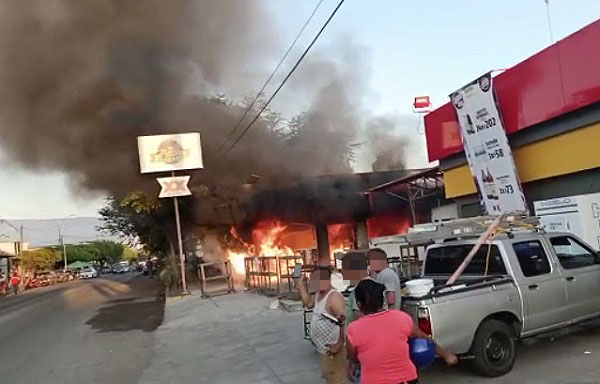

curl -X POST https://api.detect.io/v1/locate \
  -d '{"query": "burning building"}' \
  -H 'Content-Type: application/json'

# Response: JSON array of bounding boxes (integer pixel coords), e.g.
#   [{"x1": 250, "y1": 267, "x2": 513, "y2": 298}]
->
[
  {"x1": 199, "y1": 168, "x2": 445, "y2": 284},
  {"x1": 0, "y1": 0, "x2": 442, "y2": 289}
]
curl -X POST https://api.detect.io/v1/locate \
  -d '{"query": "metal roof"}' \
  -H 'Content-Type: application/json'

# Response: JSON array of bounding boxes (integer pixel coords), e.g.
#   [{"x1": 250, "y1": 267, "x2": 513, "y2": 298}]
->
[{"x1": 368, "y1": 167, "x2": 441, "y2": 193}]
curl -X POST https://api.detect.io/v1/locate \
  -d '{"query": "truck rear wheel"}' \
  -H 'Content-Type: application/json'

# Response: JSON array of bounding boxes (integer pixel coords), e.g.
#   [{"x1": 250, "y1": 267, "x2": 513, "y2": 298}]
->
[{"x1": 470, "y1": 319, "x2": 516, "y2": 377}]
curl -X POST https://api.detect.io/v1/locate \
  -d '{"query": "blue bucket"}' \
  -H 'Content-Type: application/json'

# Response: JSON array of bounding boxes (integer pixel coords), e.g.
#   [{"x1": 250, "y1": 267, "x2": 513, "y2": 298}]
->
[{"x1": 409, "y1": 338, "x2": 436, "y2": 369}]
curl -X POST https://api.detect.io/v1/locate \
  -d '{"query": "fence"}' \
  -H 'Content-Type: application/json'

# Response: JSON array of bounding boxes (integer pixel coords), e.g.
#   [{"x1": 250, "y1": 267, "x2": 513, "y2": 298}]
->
[{"x1": 244, "y1": 255, "x2": 309, "y2": 297}]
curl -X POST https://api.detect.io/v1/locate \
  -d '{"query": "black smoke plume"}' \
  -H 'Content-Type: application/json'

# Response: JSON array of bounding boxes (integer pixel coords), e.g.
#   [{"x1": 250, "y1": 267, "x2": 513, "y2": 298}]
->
[{"x1": 0, "y1": 1, "x2": 409, "y2": 228}]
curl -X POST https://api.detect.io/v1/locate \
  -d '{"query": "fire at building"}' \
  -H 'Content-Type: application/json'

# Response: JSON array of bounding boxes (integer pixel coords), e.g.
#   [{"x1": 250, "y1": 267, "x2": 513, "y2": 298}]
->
[{"x1": 196, "y1": 168, "x2": 445, "y2": 292}]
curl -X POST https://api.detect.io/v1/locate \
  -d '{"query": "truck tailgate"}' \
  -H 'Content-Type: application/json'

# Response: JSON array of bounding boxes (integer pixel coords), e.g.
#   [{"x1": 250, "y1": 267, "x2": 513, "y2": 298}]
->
[{"x1": 403, "y1": 278, "x2": 522, "y2": 354}]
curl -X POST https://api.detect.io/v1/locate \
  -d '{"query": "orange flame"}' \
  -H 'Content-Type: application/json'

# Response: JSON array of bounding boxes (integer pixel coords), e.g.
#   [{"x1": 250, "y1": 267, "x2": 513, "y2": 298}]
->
[
  {"x1": 227, "y1": 250, "x2": 247, "y2": 276},
  {"x1": 328, "y1": 223, "x2": 355, "y2": 260},
  {"x1": 227, "y1": 220, "x2": 296, "y2": 275},
  {"x1": 252, "y1": 220, "x2": 294, "y2": 257}
]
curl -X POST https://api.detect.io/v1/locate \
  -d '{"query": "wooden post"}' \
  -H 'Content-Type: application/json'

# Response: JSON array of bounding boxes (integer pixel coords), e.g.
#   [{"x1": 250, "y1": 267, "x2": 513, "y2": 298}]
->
[
  {"x1": 276, "y1": 256, "x2": 282, "y2": 294},
  {"x1": 200, "y1": 263, "x2": 207, "y2": 298},
  {"x1": 446, "y1": 215, "x2": 502, "y2": 285},
  {"x1": 315, "y1": 223, "x2": 330, "y2": 266}
]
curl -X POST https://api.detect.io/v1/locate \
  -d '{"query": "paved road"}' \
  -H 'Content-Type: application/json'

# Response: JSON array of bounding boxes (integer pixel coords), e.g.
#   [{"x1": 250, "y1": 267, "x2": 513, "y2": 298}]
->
[
  {"x1": 422, "y1": 321, "x2": 600, "y2": 384},
  {"x1": 0, "y1": 275, "x2": 164, "y2": 384}
]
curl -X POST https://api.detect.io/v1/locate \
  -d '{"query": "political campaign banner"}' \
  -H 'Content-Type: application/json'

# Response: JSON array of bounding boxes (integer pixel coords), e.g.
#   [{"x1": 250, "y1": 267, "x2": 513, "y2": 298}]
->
[{"x1": 450, "y1": 72, "x2": 527, "y2": 215}]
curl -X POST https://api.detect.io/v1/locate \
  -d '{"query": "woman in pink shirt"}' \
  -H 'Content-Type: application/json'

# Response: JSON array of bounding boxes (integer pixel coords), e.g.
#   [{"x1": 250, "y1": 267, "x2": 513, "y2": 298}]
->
[{"x1": 346, "y1": 280, "x2": 457, "y2": 384}]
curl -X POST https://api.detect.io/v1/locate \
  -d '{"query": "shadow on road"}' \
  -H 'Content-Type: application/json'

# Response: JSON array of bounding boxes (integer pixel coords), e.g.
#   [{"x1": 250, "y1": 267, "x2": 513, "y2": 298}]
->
[{"x1": 86, "y1": 277, "x2": 165, "y2": 332}]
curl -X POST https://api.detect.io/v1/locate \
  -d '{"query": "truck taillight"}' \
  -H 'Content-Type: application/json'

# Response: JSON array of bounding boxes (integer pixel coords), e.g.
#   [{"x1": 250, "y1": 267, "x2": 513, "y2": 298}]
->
[{"x1": 417, "y1": 307, "x2": 432, "y2": 336}]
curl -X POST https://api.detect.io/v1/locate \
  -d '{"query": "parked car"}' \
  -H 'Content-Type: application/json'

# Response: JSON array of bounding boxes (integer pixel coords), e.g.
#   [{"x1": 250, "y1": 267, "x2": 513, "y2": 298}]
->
[
  {"x1": 79, "y1": 267, "x2": 98, "y2": 279},
  {"x1": 25, "y1": 275, "x2": 43, "y2": 289},
  {"x1": 35, "y1": 271, "x2": 54, "y2": 286},
  {"x1": 403, "y1": 230, "x2": 600, "y2": 377},
  {"x1": 113, "y1": 262, "x2": 131, "y2": 274}
]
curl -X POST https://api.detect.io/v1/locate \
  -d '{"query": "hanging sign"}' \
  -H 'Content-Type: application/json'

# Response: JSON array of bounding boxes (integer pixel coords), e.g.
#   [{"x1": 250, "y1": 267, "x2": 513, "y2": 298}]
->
[
  {"x1": 413, "y1": 96, "x2": 432, "y2": 113},
  {"x1": 450, "y1": 72, "x2": 527, "y2": 215}
]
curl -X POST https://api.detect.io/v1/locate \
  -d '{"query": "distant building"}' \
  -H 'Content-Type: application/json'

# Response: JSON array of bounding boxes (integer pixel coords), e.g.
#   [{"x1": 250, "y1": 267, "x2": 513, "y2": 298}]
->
[{"x1": 0, "y1": 241, "x2": 29, "y2": 276}]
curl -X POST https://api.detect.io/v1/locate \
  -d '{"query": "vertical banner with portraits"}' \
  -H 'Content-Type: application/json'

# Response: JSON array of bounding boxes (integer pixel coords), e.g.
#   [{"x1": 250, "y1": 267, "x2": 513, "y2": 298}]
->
[{"x1": 450, "y1": 72, "x2": 528, "y2": 215}]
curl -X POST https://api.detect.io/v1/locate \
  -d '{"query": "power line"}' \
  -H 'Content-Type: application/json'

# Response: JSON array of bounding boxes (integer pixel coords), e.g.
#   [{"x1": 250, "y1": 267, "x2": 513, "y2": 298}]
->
[
  {"x1": 218, "y1": 0, "x2": 326, "y2": 155},
  {"x1": 221, "y1": 0, "x2": 347, "y2": 158},
  {"x1": 0, "y1": 218, "x2": 20, "y2": 233}
]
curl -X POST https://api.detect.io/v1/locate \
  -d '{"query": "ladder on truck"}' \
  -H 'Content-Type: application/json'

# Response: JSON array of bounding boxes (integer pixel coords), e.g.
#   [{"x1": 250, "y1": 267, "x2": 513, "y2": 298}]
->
[
  {"x1": 407, "y1": 213, "x2": 542, "y2": 245},
  {"x1": 397, "y1": 213, "x2": 542, "y2": 277}
]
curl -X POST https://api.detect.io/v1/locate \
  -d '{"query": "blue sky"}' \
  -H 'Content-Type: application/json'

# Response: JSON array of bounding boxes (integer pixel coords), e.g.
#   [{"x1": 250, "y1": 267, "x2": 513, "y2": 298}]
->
[{"x1": 1, "y1": 1, "x2": 598, "y2": 219}]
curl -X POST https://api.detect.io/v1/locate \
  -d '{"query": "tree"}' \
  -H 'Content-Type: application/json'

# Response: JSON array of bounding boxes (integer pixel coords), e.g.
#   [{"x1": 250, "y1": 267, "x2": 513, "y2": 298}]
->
[
  {"x1": 48, "y1": 241, "x2": 125, "y2": 266},
  {"x1": 90, "y1": 240, "x2": 124, "y2": 264},
  {"x1": 18, "y1": 249, "x2": 61, "y2": 271},
  {"x1": 62, "y1": 244, "x2": 96, "y2": 263},
  {"x1": 122, "y1": 246, "x2": 138, "y2": 262},
  {"x1": 99, "y1": 192, "x2": 172, "y2": 255}
]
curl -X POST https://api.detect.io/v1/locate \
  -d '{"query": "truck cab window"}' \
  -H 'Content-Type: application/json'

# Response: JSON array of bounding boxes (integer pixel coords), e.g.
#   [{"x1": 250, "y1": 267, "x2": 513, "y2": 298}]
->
[
  {"x1": 512, "y1": 241, "x2": 551, "y2": 277},
  {"x1": 550, "y1": 236, "x2": 598, "y2": 269},
  {"x1": 425, "y1": 244, "x2": 506, "y2": 275}
]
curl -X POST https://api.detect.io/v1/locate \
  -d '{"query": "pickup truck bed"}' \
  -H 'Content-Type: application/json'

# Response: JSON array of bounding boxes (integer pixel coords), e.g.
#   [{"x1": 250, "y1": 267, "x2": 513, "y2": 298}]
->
[{"x1": 403, "y1": 276, "x2": 521, "y2": 354}]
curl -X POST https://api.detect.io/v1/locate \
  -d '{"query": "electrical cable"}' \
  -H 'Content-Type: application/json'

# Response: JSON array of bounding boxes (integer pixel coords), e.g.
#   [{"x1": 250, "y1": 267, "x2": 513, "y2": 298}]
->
[
  {"x1": 221, "y1": 0, "x2": 347, "y2": 158},
  {"x1": 217, "y1": 0, "x2": 326, "y2": 155}
]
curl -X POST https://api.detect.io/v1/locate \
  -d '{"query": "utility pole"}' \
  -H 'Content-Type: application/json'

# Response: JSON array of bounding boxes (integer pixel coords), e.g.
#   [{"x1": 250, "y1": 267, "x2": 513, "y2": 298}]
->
[
  {"x1": 19, "y1": 225, "x2": 23, "y2": 255},
  {"x1": 59, "y1": 227, "x2": 67, "y2": 272}
]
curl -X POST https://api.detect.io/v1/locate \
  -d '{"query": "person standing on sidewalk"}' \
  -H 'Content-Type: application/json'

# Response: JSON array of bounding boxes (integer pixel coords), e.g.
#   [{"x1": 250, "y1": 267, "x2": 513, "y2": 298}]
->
[
  {"x1": 340, "y1": 251, "x2": 371, "y2": 383},
  {"x1": 10, "y1": 269, "x2": 21, "y2": 295},
  {"x1": 368, "y1": 248, "x2": 401, "y2": 309},
  {"x1": 297, "y1": 266, "x2": 346, "y2": 384},
  {"x1": 347, "y1": 279, "x2": 458, "y2": 384}
]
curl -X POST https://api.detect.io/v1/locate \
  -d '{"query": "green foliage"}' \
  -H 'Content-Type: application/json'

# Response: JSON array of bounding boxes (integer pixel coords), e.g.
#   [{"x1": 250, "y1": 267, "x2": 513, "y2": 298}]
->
[
  {"x1": 62, "y1": 244, "x2": 97, "y2": 263},
  {"x1": 99, "y1": 192, "x2": 173, "y2": 256},
  {"x1": 91, "y1": 240, "x2": 125, "y2": 264},
  {"x1": 18, "y1": 249, "x2": 61, "y2": 271},
  {"x1": 122, "y1": 246, "x2": 138, "y2": 262},
  {"x1": 48, "y1": 240, "x2": 124, "y2": 265}
]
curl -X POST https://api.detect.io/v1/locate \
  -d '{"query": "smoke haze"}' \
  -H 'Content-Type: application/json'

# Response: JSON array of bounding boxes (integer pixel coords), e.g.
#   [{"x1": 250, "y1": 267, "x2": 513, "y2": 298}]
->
[{"x1": 0, "y1": 0, "x2": 410, "y2": 224}]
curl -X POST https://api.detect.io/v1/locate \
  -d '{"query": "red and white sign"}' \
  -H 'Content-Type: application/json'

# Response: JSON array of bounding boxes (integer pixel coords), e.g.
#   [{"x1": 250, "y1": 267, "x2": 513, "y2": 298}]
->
[{"x1": 413, "y1": 96, "x2": 432, "y2": 113}]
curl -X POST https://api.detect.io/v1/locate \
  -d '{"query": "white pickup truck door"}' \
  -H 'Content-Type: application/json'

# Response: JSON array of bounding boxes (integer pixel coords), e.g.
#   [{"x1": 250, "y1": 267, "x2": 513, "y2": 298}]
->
[
  {"x1": 510, "y1": 239, "x2": 569, "y2": 333},
  {"x1": 548, "y1": 235, "x2": 600, "y2": 321}
]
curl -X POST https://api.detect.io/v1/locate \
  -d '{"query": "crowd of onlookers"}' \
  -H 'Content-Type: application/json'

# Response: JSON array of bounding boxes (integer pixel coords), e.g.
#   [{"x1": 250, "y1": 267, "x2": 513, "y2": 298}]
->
[{"x1": 297, "y1": 249, "x2": 458, "y2": 384}]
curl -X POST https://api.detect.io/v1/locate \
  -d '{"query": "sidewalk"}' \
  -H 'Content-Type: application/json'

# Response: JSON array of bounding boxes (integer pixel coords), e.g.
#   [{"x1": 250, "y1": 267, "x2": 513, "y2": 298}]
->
[
  {"x1": 138, "y1": 290, "x2": 321, "y2": 384},
  {"x1": 137, "y1": 286, "x2": 600, "y2": 384}
]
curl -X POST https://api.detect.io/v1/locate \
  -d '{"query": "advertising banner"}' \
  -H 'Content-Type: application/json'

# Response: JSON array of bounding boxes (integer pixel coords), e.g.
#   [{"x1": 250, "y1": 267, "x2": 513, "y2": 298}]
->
[
  {"x1": 450, "y1": 72, "x2": 527, "y2": 215},
  {"x1": 137, "y1": 133, "x2": 203, "y2": 174}
]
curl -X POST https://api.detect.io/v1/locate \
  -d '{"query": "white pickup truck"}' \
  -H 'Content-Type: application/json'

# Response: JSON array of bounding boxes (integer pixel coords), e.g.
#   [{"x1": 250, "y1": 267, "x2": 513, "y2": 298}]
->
[{"x1": 403, "y1": 230, "x2": 600, "y2": 377}]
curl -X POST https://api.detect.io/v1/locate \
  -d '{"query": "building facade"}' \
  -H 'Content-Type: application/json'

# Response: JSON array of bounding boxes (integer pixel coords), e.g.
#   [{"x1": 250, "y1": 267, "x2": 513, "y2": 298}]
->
[{"x1": 424, "y1": 20, "x2": 600, "y2": 218}]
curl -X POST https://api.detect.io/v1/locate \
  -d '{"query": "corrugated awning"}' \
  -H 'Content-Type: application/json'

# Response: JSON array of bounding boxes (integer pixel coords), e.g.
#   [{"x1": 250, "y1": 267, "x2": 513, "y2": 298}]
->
[{"x1": 368, "y1": 167, "x2": 442, "y2": 193}]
